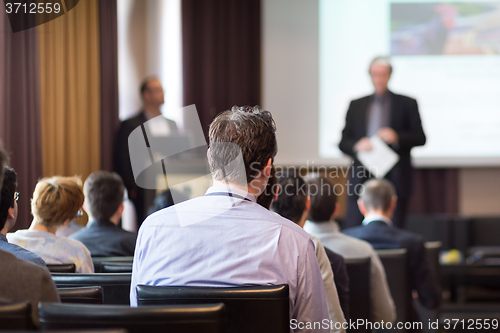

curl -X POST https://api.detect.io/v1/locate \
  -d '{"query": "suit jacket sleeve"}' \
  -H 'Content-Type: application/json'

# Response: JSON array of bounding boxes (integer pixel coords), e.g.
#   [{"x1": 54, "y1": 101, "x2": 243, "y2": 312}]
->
[
  {"x1": 324, "y1": 246, "x2": 350, "y2": 321},
  {"x1": 393, "y1": 98, "x2": 426, "y2": 152},
  {"x1": 113, "y1": 122, "x2": 137, "y2": 196},
  {"x1": 410, "y1": 240, "x2": 441, "y2": 309},
  {"x1": 339, "y1": 101, "x2": 358, "y2": 157}
]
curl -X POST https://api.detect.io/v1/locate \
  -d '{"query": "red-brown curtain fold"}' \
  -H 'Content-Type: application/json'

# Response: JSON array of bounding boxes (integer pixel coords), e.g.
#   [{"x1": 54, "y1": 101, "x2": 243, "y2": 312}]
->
[
  {"x1": 0, "y1": 17, "x2": 43, "y2": 230},
  {"x1": 182, "y1": 0, "x2": 261, "y2": 139},
  {"x1": 99, "y1": 0, "x2": 119, "y2": 171},
  {"x1": 409, "y1": 168, "x2": 459, "y2": 215}
]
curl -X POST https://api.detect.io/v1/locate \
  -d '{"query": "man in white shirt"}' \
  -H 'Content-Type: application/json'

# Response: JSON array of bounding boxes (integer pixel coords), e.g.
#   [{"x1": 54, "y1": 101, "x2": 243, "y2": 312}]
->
[
  {"x1": 304, "y1": 176, "x2": 396, "y2": 324},
  {"x1": 131, "y1": 106, "x2": 330, "y2": 332}
]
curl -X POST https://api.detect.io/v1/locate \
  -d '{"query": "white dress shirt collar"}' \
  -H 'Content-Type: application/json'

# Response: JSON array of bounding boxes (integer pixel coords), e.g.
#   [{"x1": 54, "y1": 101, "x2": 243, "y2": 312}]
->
[
  {"x1": 362, "y1": 214, "x2": 393, "y2": 226},
  {"x1": 205, "y1": 185, "x2": 257, "y2": 203}
]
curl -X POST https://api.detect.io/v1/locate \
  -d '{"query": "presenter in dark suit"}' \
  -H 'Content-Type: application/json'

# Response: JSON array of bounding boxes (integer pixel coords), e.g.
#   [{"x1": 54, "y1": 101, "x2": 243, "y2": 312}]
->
[
  {"x1": 343, "y1": 179, "x2": 441, "y2": 316},
  {"x1": 113, "y1": 77, "x2": 178, "y2": 226},
  {"x1": 339, "y1": 57, "x2": 426, "y2": 228}
]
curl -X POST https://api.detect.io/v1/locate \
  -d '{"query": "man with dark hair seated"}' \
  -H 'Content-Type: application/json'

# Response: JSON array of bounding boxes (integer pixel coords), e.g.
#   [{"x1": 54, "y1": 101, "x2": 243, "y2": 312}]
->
[
  {"x1": 131, "y1": 106, "x2": 330, "y2": 332},
  {"x1": 0, "y1": 167, "x2": 46, "y2": 267},
  {"x1": 271, "y1": 172, "x2": 347, "y2": 330},
  {"x1": 304, "y1": 176, "x2": 396, "y2": 324},
  {"x1": 343, "y1": 179, "x2": 441, "y2": 313},
  {"x1": 70, "y1": 171, "x2": 137, "y2": 257},
  {"x1": 0, "y1": 145, "x2": 60, "y2": 327}
]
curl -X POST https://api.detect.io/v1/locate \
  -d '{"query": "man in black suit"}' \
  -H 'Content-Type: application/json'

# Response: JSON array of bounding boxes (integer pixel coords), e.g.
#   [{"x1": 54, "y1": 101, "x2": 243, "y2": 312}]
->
[
  {"x1": 343, "y1": 179, "x2": 441, "y2": 313},
  {"x1": 339, "y1": 57, "x2": 426, "y2": 228},
  {"x1": 113, "y1": 77, "x2": 178, "y2": 226}
]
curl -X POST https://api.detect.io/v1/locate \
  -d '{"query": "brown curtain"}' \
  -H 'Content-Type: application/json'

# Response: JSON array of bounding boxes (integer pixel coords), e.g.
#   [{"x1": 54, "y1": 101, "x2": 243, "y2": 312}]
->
[
  {"x1": 38, "y1": 0, "x2": 101, "y2": 179},
  {"x1": 182, "y1": 0, "x2": 261, "y2": 139},
  {"x1": 99, "y1": 0, "x2": 119, "y2": 171},
  {"x1": 0, "y1": 15, "x2": 43, "y2": 230},
  {"x1": 408, "y1": 169, "x2": 459, "y2": 215}
]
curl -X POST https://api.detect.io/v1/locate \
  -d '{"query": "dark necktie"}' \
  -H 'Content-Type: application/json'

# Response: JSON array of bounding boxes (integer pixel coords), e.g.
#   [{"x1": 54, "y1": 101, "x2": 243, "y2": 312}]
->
[{"x1": 367, "y1": 97, "x2": 383, "y2": 137}]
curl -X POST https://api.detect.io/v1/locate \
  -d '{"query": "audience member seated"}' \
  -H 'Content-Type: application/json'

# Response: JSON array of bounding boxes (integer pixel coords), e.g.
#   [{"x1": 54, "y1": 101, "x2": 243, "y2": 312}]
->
[
  {"x1": 272, "y1": 172, "x2": 346, "y2": 332},
  {"x1": 0, "y1": 145, "x2": 60, "y2": 327},
  {"x1": 70, "y1": 171, "x2": 137, "y2": 257},
  {"x1": 8, "y1": 176, "x2": 93, "y2": 273},
  {"x1": 130, "y1": 106, "x2": 330, "y2": 332},
  {"x1": 0, "y1": 167, "x2": 46, "y2": 267},
  {"x1": 342, "y1": 179, "x2": 441, "y2": 311},
  {"x1": 304, "y1": 176, "x2": 396, "y2": 323},
  {"x1": 147, "y1": 188, "x2": 189, "y2": 215}
]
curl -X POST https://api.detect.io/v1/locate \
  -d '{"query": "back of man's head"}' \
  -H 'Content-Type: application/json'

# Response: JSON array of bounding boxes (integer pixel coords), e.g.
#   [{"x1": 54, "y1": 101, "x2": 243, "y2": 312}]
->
[
  {"x1": 359, "y1": 179, "x2": 395, "y2": 213},
  {"x1": 272, "y1": 172, "x2": 307, "y2": 224},
  {"x1": 84, "y1": 171, "x2": 125, "y2": 221},
  {"x1": 307, "y1": 176, "x2": 337, "y2": 223},
  {"x1": 0, "y1": 167, "x2": 18, "y2": 230},
  {"x1": 208, "y1": 106, "x2": 277, "y2": 184}
]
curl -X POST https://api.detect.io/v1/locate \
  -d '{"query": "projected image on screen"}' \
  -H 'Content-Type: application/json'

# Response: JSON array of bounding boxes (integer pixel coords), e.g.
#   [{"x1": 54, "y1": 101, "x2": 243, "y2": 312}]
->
[
  {"x1": 319, "y1": 0, "x2": 500, "y2": 166},
  {"x1": 391, "y1": 2, "x2": 500, "y2": 55}
]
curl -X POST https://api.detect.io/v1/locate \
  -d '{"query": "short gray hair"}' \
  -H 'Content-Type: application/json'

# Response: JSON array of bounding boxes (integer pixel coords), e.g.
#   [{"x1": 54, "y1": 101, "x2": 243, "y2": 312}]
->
[
  {"x1": 360, "y1": 179, "x2": 395, "y2": 212},
  {"x1": 369, "y1": 56, "x2": 393, "y2": 75}
]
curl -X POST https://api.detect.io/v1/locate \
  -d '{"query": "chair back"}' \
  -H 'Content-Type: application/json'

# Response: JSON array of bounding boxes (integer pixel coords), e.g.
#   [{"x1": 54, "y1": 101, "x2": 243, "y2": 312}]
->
[
  {"x1": 425, "y1": 241, "x2": 442, "y2": 279},
  {"x1": 57, "y1": 286, "x2": 103, "y2": 304},
  {"x1": 137, "y1": 284, "x2": 289, "y2": 333},
  {"x1": 47, "y1": 263, "x2": 76, "y2": 273},
  {"x1": 376, "y1": 249, "x2": 409, "y2": 332},
  {"x1": 38, "y1": 302, "x2": 224, "y2": 333},
  {"x1": 344, "y1": 257, "x2": 371, "y2": 333},
  {"x1": 0, "y1": 301, "x2": 35, "y2": 330},
  {"x1": 51, "y1": 273, "x2": 131, "y2": 305},
  {"x1": 102, "y1": 262, "x2": 133, "y2": 273},
  {"x1": 92, "y1": 257, "x2": 133, "y2": 273}
]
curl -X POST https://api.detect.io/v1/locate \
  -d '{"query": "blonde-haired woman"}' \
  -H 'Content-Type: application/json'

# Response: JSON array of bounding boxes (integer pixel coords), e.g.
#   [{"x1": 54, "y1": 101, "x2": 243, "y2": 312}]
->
[{"x1": 8, "y1": 176, "x2": 93, "y2": 273}]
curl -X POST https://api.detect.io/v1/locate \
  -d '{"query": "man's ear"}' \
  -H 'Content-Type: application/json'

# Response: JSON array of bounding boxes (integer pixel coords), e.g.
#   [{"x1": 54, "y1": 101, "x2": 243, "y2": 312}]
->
[
  {"x1": 206, "y1": 148, "x2": 211, "y2": 164},
  {"x1": 117, "y1": 203, "x2": 125, "y2": 217},
  {"x1": 331, "y1": 202, "x2": 340, "y2": 220},
  {"x1": 305, "y1": 196, "x2": 311, "y2": 213},
  {"x1": 263, "y1": 158, "x2": 272, "y2": 178},
  {"x1": 7, "y1": 207, "x2": 15, "y2": 220},
  {"x1": 62, "y1": 219, "x2": 71, "y2": 227},
  {"x1": 357, "y1": 199, "x2": 367, "y2": 216},
  {"x1": 390, "y1": 195, "x2": 398, "y2": 213}
]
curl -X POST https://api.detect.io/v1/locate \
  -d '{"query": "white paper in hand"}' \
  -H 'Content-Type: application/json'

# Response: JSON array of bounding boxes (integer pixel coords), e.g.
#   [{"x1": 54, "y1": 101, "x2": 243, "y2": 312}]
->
[{"x1": 357, "y1": 135, "x2": 399, "y2": 179}]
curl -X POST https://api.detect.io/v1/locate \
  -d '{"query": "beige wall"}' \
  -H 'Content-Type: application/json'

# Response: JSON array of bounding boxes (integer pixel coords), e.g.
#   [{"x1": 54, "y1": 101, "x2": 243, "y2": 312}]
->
[{"x1": 459, "y1": 168, "x2": 500, "y2": 216}]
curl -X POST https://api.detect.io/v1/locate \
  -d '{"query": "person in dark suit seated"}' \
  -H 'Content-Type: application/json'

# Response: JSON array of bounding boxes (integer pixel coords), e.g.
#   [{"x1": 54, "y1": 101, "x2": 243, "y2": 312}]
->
[
  {"x1": 0, "y1": 167, "x2": 46, "y2": 267},
  {"x1": 70, "y1": 171, "x2": 137, "y2": 257},
  {"x1": 271, "y1": 172, "x2": 347, "y2": 328},
  {"x1": 343, "y1": 179, "x2": 441, "y2": 311},
  {"x1": 113, "y1": 77, "x2": 179, "y2": 226}
]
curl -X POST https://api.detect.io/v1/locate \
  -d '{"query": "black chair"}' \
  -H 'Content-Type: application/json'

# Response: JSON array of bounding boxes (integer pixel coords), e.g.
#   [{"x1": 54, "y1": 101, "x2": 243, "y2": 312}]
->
[
  {"x1": 102, "y1": 262, "x2": 133, "y2": 273},
  {"x1": 0, "y1": 331, "x2": 126, "y2": 333},
  {"x1": 47, "y1": 263, "x2": 76, "y2": 273},
  {"x1": 51, "y1": 273, "x2": 131, "y2": 305},
  {"x1": 137, "y1": 284, "x2": 289, "y2": 333},
  {"x1": 38, "y1": 302, "x2": 224, "y2": 333},
  {"x1": 0, "y1": 301, "x2": 35, "y2": 330},
  {"x1": 376, "y1": 249, "x2": 410, "y2": 333},
  {"x1": 93, "y1": 257, "x2": 133, "y2": 273},
  {"x1": 57, "y1": 286, "x2": 104, "y2": 304},
  {"x1": 344, "y1": 257, "x2": 371, "y2": 333}
]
